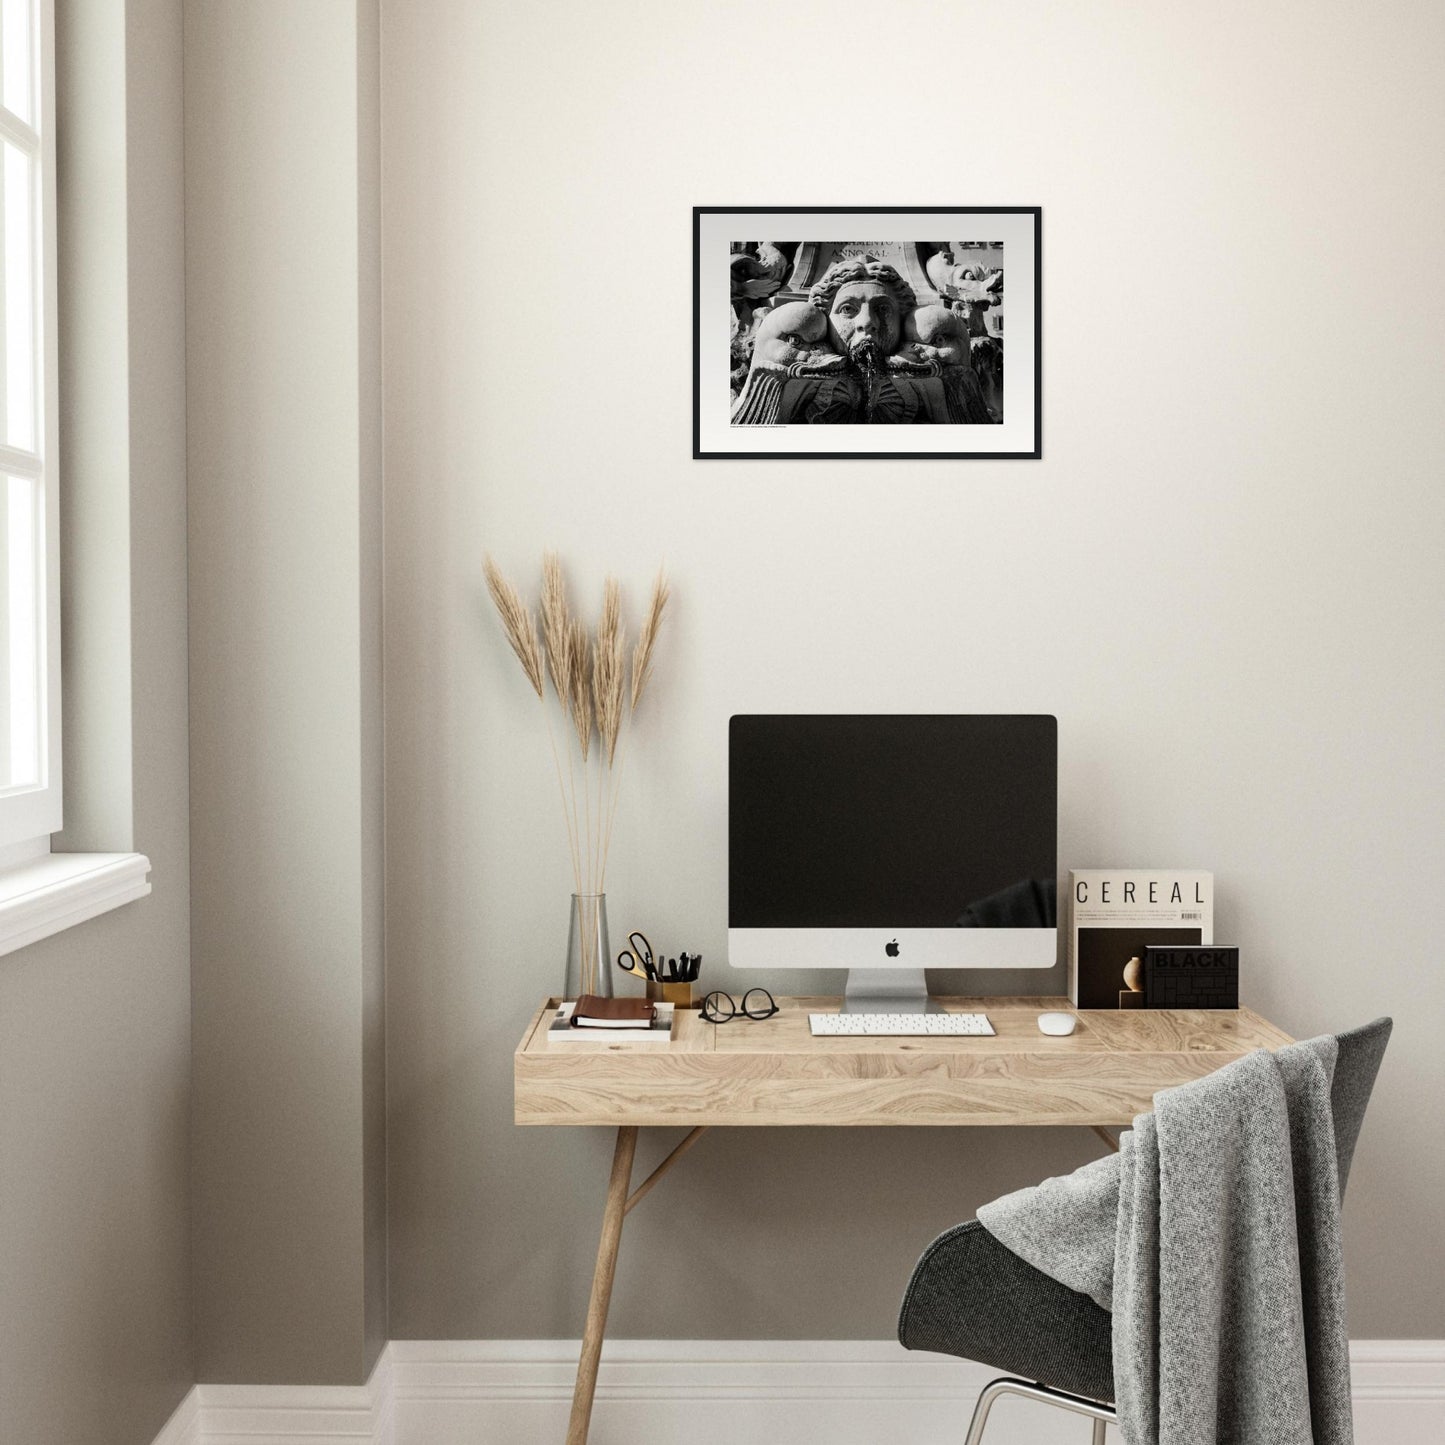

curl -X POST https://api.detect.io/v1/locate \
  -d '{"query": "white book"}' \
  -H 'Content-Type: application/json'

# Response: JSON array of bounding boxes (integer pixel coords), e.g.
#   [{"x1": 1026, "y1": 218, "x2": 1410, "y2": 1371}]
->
[
  {"x1": 546, "y1": 1000, "x2": 676, "y2": 1044},
  {"x1": 1068, "y1": 870, "x2": 1213, "y2": 1009}
]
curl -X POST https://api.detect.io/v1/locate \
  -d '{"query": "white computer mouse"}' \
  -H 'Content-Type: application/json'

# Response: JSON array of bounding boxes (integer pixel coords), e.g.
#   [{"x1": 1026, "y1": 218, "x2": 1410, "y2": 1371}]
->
[{"x1": 1037, "y1": 1011, "x2": 1078, "y2": 1037}]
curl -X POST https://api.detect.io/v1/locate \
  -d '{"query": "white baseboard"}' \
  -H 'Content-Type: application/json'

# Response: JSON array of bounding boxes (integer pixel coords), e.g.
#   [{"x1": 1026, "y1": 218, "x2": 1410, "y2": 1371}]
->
[
  {"x1": 200, "y1": 1357, "x2": 392, "y2": 1445},
  {"x1": 1349, "y1": 1340, "x2": 1445, "y2": 1445},
  {"x1": 150, "y1": 1338, "x2": 1445, "y2": 1445},
  {"x1": 148, "y1": 1354, "x2": 392, "y2": 1445},
  {"x1": 150, "y1": 1386, "x2": 200, "y2": 1445}
]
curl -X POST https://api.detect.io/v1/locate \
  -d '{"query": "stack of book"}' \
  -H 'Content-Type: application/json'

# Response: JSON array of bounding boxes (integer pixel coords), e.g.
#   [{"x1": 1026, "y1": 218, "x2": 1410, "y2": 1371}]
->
[
  {"x1": 546, "y1": 996, "x2": 676, "y2": 1044},
  {"x1": 1068, "y1": 869, "x2": 1214, "y2": 1009}
]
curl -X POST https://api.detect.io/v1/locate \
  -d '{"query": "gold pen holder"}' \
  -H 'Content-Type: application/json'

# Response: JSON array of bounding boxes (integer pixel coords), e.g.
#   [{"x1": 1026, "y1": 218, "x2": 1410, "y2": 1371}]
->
[{"x1": 647, "y1": 979, "x2": 694, "y2": 1009}]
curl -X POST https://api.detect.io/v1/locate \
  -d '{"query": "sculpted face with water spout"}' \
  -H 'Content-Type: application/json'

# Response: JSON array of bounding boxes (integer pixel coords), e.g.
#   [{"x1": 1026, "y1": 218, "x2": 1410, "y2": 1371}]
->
[{"x1": 811, "y1": 259, "x2": 912, "y2": 365}]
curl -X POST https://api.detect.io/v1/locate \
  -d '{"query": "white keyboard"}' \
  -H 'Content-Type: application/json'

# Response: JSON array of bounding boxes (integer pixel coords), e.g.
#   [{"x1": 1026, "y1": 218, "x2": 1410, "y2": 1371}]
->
[{"x1": 808, "y1": 1012, "x2": 995, "y2": 1037}]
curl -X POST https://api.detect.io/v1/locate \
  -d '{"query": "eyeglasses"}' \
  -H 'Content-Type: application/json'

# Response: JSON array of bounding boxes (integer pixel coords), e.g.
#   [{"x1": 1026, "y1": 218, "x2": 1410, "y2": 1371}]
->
[{"x1": 701, "y1": 988, "x2": 779, "y2": 1023}]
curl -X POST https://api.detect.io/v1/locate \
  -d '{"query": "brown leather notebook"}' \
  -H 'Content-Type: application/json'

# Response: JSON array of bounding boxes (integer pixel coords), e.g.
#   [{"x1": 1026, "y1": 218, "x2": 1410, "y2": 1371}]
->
[{"x1": 572, "y1": 995, "x2": 656, "y2": 1028}]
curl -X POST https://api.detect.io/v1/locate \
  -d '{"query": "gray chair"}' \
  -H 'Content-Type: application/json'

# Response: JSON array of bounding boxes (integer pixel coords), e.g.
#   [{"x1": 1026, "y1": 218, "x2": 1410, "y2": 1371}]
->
[{"x1": 898, "y1": 1018, "x2": 1392, "y2": 1443}]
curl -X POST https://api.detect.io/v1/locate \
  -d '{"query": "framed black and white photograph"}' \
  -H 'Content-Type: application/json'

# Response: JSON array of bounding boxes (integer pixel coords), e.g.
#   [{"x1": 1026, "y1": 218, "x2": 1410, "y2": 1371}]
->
[{"x1": 694, "y1": 207, "x2": 1040, "y2": 460}]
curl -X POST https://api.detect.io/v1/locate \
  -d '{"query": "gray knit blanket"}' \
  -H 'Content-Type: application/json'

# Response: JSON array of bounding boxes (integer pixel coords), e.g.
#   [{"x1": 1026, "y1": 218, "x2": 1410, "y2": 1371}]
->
[{"x1": 978, "y1": 1037, "x2": 1353, "y2": 1445}]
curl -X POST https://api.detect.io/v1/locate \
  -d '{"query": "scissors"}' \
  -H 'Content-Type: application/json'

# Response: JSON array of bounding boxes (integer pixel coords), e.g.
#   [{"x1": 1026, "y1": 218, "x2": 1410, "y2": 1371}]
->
[{"x1": 616, "y1": 931, "x2": 657, "y2": 982}]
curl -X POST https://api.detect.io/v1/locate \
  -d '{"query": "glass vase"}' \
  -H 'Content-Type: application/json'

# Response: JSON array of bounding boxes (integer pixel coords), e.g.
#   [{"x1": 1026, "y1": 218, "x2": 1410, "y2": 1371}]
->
[{"x1": 564, "y1": 892, "x2": 612, "y2": 1001}]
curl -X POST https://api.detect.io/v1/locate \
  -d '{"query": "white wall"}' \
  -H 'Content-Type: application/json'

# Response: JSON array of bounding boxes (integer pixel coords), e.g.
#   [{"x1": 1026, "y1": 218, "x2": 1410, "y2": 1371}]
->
[
  {"x1": 1, "y1": 3, "x2": 194, "y2": 1443},
  {"x1": 186, "y1": 0, "x2": 386, "y2": 1386},
  {"x1": 382, "y1": 0, "x2": 1445, "y2": 1340}
]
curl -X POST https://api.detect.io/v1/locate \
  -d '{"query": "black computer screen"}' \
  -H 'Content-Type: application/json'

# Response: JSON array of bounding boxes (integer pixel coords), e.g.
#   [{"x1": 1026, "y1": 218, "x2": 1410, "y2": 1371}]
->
[{"x1": 728, "y1": 715, "x2": 1057, "y2": 929}]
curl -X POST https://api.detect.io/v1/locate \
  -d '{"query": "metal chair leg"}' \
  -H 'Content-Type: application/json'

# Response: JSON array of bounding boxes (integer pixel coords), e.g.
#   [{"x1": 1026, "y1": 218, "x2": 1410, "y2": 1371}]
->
[
  {"x1": 962, "y1": 1379, "x2": 1011, "y2": 1445},
  {"x1": 963, "y1": 1376, "x2": 1117, "y2": 1445}
]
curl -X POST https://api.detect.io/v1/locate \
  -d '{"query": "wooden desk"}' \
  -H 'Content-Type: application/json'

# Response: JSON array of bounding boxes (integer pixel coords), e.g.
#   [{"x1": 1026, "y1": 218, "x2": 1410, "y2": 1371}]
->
[{"x1": 514, "y1": 996, "x2": 1292, "y2": 1444}]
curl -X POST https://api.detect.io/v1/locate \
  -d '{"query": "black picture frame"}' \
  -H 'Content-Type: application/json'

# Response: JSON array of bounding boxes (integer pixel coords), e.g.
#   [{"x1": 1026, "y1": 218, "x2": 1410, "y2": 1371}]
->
[{"x1": 694, "y1": 207, "x2": 1041, "y2": 461}]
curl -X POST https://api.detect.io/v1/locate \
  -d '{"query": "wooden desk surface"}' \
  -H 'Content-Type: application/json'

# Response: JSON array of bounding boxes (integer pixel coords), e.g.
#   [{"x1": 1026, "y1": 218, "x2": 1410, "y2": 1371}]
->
[{"x1": 514, "y1": 996, "x2": 1293, "y2": 1128}]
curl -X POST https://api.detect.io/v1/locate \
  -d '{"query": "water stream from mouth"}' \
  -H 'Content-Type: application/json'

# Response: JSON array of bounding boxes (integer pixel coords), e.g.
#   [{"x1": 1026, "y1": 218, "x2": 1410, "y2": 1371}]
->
[{"x1": 848, "y1": 338, "x2": 882, "y2": 421}]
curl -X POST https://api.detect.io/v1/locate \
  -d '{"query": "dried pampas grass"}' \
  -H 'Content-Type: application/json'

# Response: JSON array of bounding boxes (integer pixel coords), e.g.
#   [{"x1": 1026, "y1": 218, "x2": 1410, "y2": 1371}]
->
[
  {"x1": 483, "y1": 556, "x2": 543, "y2": 699},
  {"x1": 631, "y1": 569, "x2": 670, "y2": 709},
  {"x1": 540, "y1": 552, "x2": 572, "y2": 703},
  {"x1": 483, "y1": 552, "x2": 670, "y2": 899},
  {"x1": 566, "y1": 618, "x2": 593, "y2": 762},
  {"x1": 593, "y1": 579, "x2": 626, "y2": 766}
]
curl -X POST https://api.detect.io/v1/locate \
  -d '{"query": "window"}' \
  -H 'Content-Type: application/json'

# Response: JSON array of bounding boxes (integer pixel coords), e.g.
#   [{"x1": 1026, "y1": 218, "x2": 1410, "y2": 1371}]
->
[
  {"x1": 0, "y1": 0, "x2": 58, "y2": 857},
  {"x1": 0, "y1": 0, "x2": 149, "y2": 950}
]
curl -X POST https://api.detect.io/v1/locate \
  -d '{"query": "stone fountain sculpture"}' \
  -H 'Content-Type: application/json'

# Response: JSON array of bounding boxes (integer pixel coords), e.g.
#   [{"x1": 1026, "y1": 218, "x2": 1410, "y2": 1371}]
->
[
  {"x1": 927, "y1": 246, "x2": 1005, "y2": 423},
  {"x1": 731, "y1": 255, "x2": 995, "y2": 426}
]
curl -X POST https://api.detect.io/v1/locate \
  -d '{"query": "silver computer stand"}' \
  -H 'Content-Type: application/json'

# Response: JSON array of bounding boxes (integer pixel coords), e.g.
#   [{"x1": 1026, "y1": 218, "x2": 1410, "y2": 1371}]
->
[{"x1": 841, "y1": 967, "x2": 941, "y2": 1014}]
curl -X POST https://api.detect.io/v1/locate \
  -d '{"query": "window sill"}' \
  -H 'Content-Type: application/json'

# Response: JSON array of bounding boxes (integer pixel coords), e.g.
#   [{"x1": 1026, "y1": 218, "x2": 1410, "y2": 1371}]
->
[{"x1": 0, "y1": 852, "x2": 152, "y2": 959}]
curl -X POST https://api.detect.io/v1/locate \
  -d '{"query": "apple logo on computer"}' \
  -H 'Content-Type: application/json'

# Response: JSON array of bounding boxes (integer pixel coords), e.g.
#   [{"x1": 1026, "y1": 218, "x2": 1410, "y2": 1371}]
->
[{"x1": 885, "y1": 939, "x2": 900, "y2": 957}]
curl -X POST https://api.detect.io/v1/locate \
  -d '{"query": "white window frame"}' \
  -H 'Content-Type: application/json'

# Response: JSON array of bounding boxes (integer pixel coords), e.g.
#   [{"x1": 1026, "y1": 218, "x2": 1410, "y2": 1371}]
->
[
  {"x1": 0, "y1": 0, "x2": 59, "y2": 855},
  {"x1": 0, "y1": 0, "x2": 149, "y2": 953}
]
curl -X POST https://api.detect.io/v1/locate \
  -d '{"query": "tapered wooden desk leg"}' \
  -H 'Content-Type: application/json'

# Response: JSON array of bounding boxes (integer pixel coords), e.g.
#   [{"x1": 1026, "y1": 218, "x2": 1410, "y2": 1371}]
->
[
  {"x1": 1090, "y1": 1125, "x2": 1121, "y2": 1153},
  {"x1": 566, "y1": 1126, "x2": 638, "y2": 1445}
]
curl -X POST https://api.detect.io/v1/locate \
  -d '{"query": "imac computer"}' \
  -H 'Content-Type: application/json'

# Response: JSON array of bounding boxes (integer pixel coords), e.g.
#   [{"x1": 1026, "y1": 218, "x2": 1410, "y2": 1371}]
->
[{"x1": 728, "y1": 714, "x2": 1058, "y2": 1013}]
